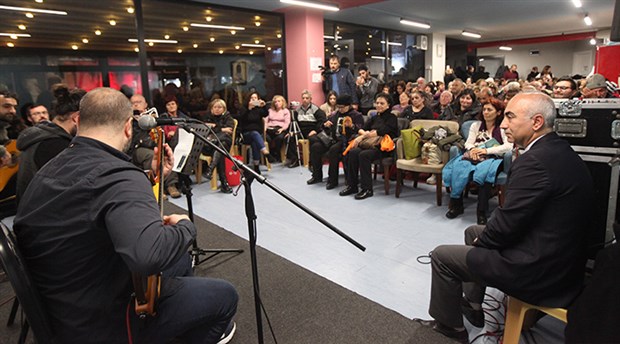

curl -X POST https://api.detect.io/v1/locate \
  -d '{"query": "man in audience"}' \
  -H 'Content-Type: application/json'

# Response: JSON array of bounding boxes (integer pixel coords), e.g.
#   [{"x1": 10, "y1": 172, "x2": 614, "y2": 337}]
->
[
  {"x1": 553, "y1": 76, "x2": 579, "y2": 99},
  {"x1": 503, "y1": 64, "x2": 519, "y2": 81},
  {"x1": 24, "y1": 104, "x2": 50, "y2": 126},
  {"x1": 323, "y1": 55, "x2": 358, "y2": 104},
  {"x1": 355, "y1": 65, "x2": 379, "y2": 116},
  {"x1": 582, "y1": 73, "x2": 611, "y2": 98},
  {"x1": 413, "y1": 92, "x2": 593, "y2": 343},
  {"x1": 416, "y1": 77, "x2": 427, "y2": 91},
  {"x1": 14, "y1": 87, "x2": 238, "y2": 344},
  {"x1": 286, "y1": 90, "x2": 326, "y2": 168},
  {"x1": 431, "y1": 90, "x2": 453, "y2": 116},
  {"x1": 0, "y1": 91, "x2": 21, "y2": 143},
  {"x1": 477, "y1": 87, "x2": 493, "y2": 105},
  {"x1": 448, "y1": 79, "x2": 465, "y2": 103}
]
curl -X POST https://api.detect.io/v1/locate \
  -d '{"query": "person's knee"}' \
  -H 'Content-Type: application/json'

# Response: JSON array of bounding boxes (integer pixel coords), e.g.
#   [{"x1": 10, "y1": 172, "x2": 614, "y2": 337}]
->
[{"x1": 464, "y1": 225, "x2": 484, "y2": 245}]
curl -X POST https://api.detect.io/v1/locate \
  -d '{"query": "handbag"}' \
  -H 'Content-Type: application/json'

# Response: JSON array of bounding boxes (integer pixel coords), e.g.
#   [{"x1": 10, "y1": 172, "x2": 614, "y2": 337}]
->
[
  {"x1": 358, "y1": 135, "x2": 383, "y2": 149},
  {"x1": 316, "y1": 131, "x2": 334, "y2": 147}
]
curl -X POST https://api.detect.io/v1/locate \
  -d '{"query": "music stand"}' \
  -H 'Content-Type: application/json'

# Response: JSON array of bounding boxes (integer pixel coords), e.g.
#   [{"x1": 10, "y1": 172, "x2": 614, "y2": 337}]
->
[{"x1": 173, "y1": 122, "x2": 243, "y2": 267}]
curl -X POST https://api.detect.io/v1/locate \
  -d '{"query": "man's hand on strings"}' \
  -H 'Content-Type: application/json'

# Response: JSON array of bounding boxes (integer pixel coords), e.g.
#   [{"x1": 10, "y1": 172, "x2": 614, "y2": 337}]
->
[{"x1": 152, "y1": 143, "x2": 175, "y2": 178}]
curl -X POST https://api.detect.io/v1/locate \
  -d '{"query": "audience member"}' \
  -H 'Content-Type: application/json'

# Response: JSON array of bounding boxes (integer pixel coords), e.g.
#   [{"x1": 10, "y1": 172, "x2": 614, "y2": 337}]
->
[
  {"x1": 413, "y1": 92, "x2": 593, "y2": 343},
  {"x1": 236, "y1": 92, "x2": 269, "y2": 174},
  {"x1": 582, "y1": 73, "x2": 611, "y2": 98},
  {"x1": 339, "y1": 92, "x2": 398, "y2": 200},
  {"x1": 200, "y1": 99, "x2": 235, "y2": 194},
  {"x1": 265, "y1": 95, "x2": 291, "y2": 165},
  {"x1": 553, "y1": 76, "x2": 579, "y2": 99},
  {"x1": 160, "y1": 96, "x2": 188, "y2": 199},
  {"x1": 502, "y1": 64, "x2": 519, "y2": 81},
  {"x1": 439, "y1": 89, "x2": 481, "y2": 124},
  {"x1": 23, "y1": 104, "x2": 49, "y2": 126},
  {"x1": 285, "y1": 90, "x2": 326, "y2": 168},
  {"x1": 431, "y1": 91, "x2": 453, "y2": 117},
  {"x1": 401, "y1": 90, "x2": 433, "y2": 120},
  {"x1": 320, "y1": 90, "x2": 338, "y2": 116},
  {"x1": 323, "y1": 55, "x2": 358, "y2": 104},
  {"x1": 14, "y1": 87, "x2": 238, "y2": 343},
  {"x1": 355, "y1": 65, "x2": 379, "y2": 116}
]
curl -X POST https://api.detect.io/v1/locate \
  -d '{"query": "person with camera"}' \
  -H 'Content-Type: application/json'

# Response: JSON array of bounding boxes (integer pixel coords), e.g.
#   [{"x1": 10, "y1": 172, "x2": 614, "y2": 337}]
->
[
  {"x1": 322, "y1": 55, "x2": 358, "y2": 106},
  {"x1": 355, "y1": 65, "x2": 379, "y2": 116},
  {"x1": 236, "y1": 91, "x2": 270, "y2": 174},
  {"x1": 285, "y1": 90, "x2": 326, "y2": 168},
  {"x1": 307, "y1": 95, "x2": 364, "y2": 189}
]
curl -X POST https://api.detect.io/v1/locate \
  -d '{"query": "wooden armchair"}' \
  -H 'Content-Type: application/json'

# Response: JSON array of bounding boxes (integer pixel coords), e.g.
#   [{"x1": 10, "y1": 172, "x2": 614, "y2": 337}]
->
[
  {"x1": 195, "y1": 119, "x2": 238, "y2": 188},
  {"x1": 394, "y1": 119, "x2": 460, "y2": 205}
]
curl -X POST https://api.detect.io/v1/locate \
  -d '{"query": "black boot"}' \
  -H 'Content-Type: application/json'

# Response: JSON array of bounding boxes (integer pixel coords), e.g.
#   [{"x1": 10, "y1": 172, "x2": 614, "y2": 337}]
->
[
  {"x1": 476, "y1": 210, "x2": 487, "y2": 225},
  {"x1": 446, "y1": 198, "x2": 464, "y2": 219},
  {"x1": 202, "y1": 165, "x2": 213, "y2": 180},
  {"x1": 220, "y1": 180, "x2": 233, "y2": 194},
  {"x1": 253, "y1": 164, "x2": 261, "y2": 175}
]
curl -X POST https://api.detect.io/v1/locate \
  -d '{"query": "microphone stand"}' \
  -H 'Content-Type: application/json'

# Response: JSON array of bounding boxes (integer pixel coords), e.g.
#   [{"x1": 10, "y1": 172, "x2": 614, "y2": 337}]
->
[{"x1": 178, "y1": 123, "x2": 366, "y2": 344}]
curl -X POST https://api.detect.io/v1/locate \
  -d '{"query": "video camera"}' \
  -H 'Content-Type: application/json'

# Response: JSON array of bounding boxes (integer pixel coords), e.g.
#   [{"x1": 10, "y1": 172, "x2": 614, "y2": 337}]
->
[{"x1": 318, "y1": 65, "x2": 333, "y2": 77}]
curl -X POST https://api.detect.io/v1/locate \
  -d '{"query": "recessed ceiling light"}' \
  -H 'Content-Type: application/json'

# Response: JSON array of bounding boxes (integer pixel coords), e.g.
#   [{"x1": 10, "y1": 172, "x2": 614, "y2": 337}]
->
[
  {"x1": 148, "y1": 42, "x2": 154, "y2": 46},
  {"x1": 134, "y1": 47, "x2": 139, "y2": 52},
  {"x1": 190, "y1": 23, "x2": 245, "y2": 30},
  {"x1": 584, "y1": 14, "x2": 592, "y2": 26},
  {"x1": 276, "y1": 33, "x2": 282, "y2": 38},
  {"x1": 218, "y1": 49, "x2": 224, "y2": 54},
  {"x1": 235, "y1": 45, "x2": 240, "y2": 49},
  {"x1": 177, "y1": 49, "x2": 182, "y2": 53},
  {"x1": 254, "y1": 16, "x2": 260, "y2": 20},
  {"x1": 9, "y1": 34, "x2": 18, "y2": 39},
  {"x1": 230, "y1": 30, "x2": 236, "y2": 35},
  {"x1": 109, "y1": 20, "x2": 116, "y2": 26},
  {"x1": 572, "y1": 0, "x2": 582, "y2": 8},
  {"x1": 182, "y1": 26, "x2": 189, "y2": 32},
  {"x1": 206, "y1": 16, "x2": 212, "y2": 22},
  {"x1": 35, "y1": 0, "x2": 43, "y2": 3},
  {"x1": 589, "y1": 38, "x2": 597, "y2": 45},
  {"x1": 254, "y1": 39, "x2": 260, "y2": 44},
  {"x1": 82, "y1": 38, "x2": 89, "y2": 43},
  {"x1": 193, "y1": 43, "x2": 198, "y2": 48},
  {"x1": 25, "y1": 12, "x2": 34, "y2": 18},
  {"x1": 127, "y1": 7, "x2": 134, "y2": 14},
  {"x1": 368, "y1": 34, "x2": 372, "y2": 38},
  {"x1": 267, "y1": 47, "x2": 271, "y2": 51},
  {"x1": 249, "y1": 51, "x2": 254, "y2": 55},
  {"x1": 7, "y1": 42, "x2": 14, "y2": 47},
  {"x1": 255, "y1": 22, "x2": 261, "y2": 27},
  {"x1": 71, "y1": 44, "x2": 78, "y2": 50},
  {"x1": 210, "y1": 37, "x2": 215, "y2": 42},
  {"x1": 95, "y1": 29, "x2": 101, "y2": 35},
  {"x1": 18, "y1": 24, "x2": 26, "y2": 30},
  {"x1": 164, "y1": 34, "x2": 170, "y2": 39},
  {"x1": 0, "y1": 5, "x2": 66, "y2": 15}
]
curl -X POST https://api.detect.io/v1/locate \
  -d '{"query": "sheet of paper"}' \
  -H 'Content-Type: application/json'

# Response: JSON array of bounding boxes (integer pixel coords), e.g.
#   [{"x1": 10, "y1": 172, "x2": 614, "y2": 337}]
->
[{"x1": 172, "y1": 128, "x2": 194, "y2": 173}]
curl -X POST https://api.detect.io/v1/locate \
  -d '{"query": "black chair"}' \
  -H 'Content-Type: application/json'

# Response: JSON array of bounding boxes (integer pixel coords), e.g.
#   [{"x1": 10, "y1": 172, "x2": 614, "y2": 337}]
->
[{"x1": 0, "y1": 222, "x2": 55, "y2": 344}]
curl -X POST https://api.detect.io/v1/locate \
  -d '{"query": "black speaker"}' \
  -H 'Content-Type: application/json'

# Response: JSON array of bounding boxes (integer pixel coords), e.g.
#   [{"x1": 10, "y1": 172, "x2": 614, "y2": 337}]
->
[{"x1": 612, "y1": 0, "x2": 620, "y2": 42}]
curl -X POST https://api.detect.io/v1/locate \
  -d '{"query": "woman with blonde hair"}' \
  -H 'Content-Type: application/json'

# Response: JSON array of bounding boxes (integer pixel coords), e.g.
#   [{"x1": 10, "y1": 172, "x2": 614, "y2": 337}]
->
[
  {"x1": 201, "y1": 98, "x2": 235, "y2": 193},
  {"x1": 265, "y1": 94, "x2": 291, "y2": 162}
]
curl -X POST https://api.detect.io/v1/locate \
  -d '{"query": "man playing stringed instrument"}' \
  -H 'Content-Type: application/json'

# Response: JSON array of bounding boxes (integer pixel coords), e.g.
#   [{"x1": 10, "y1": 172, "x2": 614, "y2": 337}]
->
[{"x1": 14, "y1": 87, "x2": 238, "y2": 344}]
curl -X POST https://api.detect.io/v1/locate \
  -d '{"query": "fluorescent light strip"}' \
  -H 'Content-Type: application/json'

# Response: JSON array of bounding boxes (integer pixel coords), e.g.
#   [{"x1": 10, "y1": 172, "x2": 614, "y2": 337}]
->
[
  {"x1": 323, "y1": 35, "x2": 342, "y2": 40},
  {"x1": 241, "y1": 43, "x2": 265, "y2": 48},
  {"x1": 462, "y1": 31, "x2": 481, "y2": 38},
  {"x1": 499, "y1": 46, "x2": 512, "y2": 51},
  {"x1": 280, "y1": 0, "x2": 339, "y2": 12},
  {"x1": 572, "y1": 0, "x2": 582, "y2": 8},
  {"x1": 0, "y1": 5, "x2": 67, "y2": 15},
  {"x1": 400, "y1": 19, "x2": 430, "y2": 29},
  {"x1": 0, "y1": 33, "x2": 31, "y2": 38},
  {"x1": 190, "y1": 23, "x2": 245, "y2": 30},
  {"x1": 370, "y1": 56, "x2": 386, "y2": 60},
  {"x1": 380, "y1": 40, "x2": 402, "y2": 46},
  {"x1": 128, "y1": 38, "x2": 178, "y2": 44}
]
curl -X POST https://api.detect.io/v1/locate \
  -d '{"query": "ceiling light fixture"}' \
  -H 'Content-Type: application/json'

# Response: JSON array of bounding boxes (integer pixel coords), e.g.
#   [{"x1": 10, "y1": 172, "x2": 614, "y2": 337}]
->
[
  {"x1": 242, "y1": 43, "x2": 265, "y2": 48},
  {"x1": 371, "y1": 56, "x2": 386, "y2": 60},
  {"x1": 267, "y1": 47, "x2": 272, "y2": 51},
  {"x1": 461, "y1": 30, "x2": 482, "y2": 39},
  {"x1": 276, "y1": 33, "x2": 282, "y2": 38},
  {"x1": 134, "y1": 47, "x2": 139, "y2": 52},
  {"x1": 182, "y1": 26, "x2": 189, "y2": 31},
  {"x1": 0, "y1": 5, "x2": 67, "y2": 15},
  {"x1": 249, "y1": 51, "x2": 254, "y2": 55},
  {"x1": 128, "y1": 38, "x2": 178, "y2": 44},
  {"x1": 499, "y1": 46, "x2": 512, "y2": 51},
  {"x1": 584, "y1": 14, "x2": 592, "y2": 26},
  {"x1": 254, "y1": 39, "x2": 260, "y2": 44},
  {"x1": 210, "y1": 37, "x2": 215, "y2": 42},
  {"x1": 109, "y1": 20, "x2": 116, "y2": 26},
  {"x1": 323, "y1": 35, "x2": 342, "y2": 40},
  {"x1": 82, "y1": 38, "x2": 89, "y2": 43},
  {"x1": 7, "y1": 42, "x2": 15, "y2": 47},
  {"x1": 71, "y1": 44, "x2": 78, "y2": 50},
  {"x1": 18, "y1": 24, "x2": 26, "y2": 30},
  {"x1": 0, "y1": 33, "x2": 31, "y2": 38},
  {"x1": 164, "y1": 34, "x2": 170, "y2": 39},
  {"x1": 127, "y1": 7, "x2": 134, "y2": 14},
  {"x1": 193, "y1": 43, "x2": 198, "y2": 48},
  {"x1": 206, "y1": 16, "x2": 212, "y2": 22},
  {"x1": 380, "y1": 40, "x2": 402, "y2": 46},
  {"x1": 35, "y1": 0, "x2": 43, "y2": 3},
  {"x1": 25, "y1": 13, "x2": 34, "y2": 18},
  {"x1": 400, "y1": 18, "x2": 431, "y2": 29},
  {"x1": 572, "y1": 0, "x2": 582, "y2": 8},
  {"x1": 279, "y1": 0, "x2": 339, "y2": 12},
  {"x1": 255, "y1": 22, "x2": 261, "y2": 27},
  {"x1": 230, "y1": 30, "x2": 236, "y2": 35},
  {"x1": 218, "y1": 49, "x2": 224, "y2": 54},
  {"x1": 235, "y1": 45, "x2": 240, "y2": 49},
  {"x1": 148, "y1": 42, "x2": 154, "y2": 46},
  {"x1": 589, "y1": 38, "x2": 597, "y2": 45},
  {"x1": 95, "y1": 29, "x2": 102, "y2": 35},
  {"x1": 177, "y1": 49, "x2": 182, "y2": 53},
  {"x1": 190, "y1": 23, "x2": 245, "y2": 31}
]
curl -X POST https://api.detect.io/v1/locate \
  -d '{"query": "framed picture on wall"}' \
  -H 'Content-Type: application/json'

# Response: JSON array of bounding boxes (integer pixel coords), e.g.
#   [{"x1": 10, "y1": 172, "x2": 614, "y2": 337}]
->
[{"x1": 231, "y1": 61, "x2": 248, "y2": 85}]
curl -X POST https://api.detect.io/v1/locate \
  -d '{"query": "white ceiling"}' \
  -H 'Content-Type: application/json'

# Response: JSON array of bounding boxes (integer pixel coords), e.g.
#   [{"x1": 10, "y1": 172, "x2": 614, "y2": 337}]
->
[{"x1": 199, "y1": 0, "x2": 617, "y2": 42}]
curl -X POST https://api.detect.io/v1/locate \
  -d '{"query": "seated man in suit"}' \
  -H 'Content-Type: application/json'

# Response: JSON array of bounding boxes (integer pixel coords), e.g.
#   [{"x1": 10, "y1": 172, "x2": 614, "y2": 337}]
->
[{"x1": 413, "y1": 91, "x2": 594, "y2": 343}]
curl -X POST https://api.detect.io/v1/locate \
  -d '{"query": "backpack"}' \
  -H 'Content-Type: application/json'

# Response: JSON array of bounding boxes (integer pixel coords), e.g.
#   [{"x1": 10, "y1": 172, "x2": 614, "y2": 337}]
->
[{"x1": 401, "y1": 125, "x2": 424, "y2": 159}]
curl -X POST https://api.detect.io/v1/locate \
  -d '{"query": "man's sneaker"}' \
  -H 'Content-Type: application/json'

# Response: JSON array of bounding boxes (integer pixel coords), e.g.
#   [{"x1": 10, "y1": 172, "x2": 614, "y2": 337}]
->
[
  {"x1": 217, "y1": 321, "x2": 236, "y2": 344},
  {"x1": 426, "y1": 174, "x2": 437, "y2": 185}
]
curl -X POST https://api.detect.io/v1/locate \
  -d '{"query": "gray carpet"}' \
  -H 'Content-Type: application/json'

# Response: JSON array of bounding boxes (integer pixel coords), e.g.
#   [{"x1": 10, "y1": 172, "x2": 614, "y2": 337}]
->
[{"x1": 0, "y1": 202, "x2": 463, "y2": 344}]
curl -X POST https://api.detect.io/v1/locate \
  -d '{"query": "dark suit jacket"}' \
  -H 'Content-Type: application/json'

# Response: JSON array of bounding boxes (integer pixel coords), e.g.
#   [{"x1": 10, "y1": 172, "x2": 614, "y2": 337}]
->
[{"x1": 466, "y1": 132, "x2": 593, "y2": 308}]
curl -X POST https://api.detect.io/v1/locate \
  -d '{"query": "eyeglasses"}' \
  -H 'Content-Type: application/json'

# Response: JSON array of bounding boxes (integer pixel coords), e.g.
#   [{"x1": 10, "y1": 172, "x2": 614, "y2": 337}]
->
[{"x1": 553, "y1": 86, "x2": 571, "y2": 90}]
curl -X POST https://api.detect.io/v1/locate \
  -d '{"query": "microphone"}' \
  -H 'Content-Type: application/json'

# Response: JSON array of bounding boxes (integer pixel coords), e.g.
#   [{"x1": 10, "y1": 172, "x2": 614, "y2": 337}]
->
[{"x1": 137, "y1": 116, "x2": 194, "y2": 130}]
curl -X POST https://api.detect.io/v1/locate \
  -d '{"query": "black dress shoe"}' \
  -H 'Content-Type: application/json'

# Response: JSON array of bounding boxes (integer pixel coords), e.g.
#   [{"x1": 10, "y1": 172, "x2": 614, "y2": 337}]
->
[
  {"x1": 460, "y1": 297, "x2": 485, "y2": 328},
  {"x1": 445, "y1": 206, "x2": 464, "y2": 219},
  {"x1": 412, "y1": 318, "x2": 468, "y2": 343},
  {"x1": 325, "y1": 182, "x2": 337, "y2": 190},
  {"x1": 220, "y1": 183, "x2": 233, "y2": 194},
  {"x1": 354, "y1": 189, "x2": 373, "y2": 200},
  {"x1": 287, "y1": 160, "x2": 300, "y2": 168},
  {"x1": 476, "y1": 211, "x2": 487, "y2": 225},
  {"x1": 306, "y1": 176, "x2": 322, "y2": 185},
  {"x1": 339, "y1": 185, "x2": 358, "y2": 196}
]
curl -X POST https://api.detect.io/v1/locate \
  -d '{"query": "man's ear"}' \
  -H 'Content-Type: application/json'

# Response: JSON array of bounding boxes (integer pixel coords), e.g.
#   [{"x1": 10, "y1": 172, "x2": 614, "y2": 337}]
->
[
  {"x1": 532, "y1": 113, "x2": 545, "y2": 131},
  {"x1": 124, "y1": 117, "x2": 133, "y2": 138}
]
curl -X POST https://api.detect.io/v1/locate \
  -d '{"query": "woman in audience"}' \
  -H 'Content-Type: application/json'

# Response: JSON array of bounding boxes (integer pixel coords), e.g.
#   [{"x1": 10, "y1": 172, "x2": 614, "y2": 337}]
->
[
  {"x1": 236, "y1": 91, "x2": 269, "y2": 173},
  {"x1": 442, "y1": 98, "x2": 513, "y2": 224},
  {"x1": 320, "y1": 90, "x2": 338, "y2": 116},
  {"x1": 392, "y1": 91, "x2": 410, "y2": 114},
  {"x1": 265, "y1": 94, "x2": 291, "y2": 163},
  {"x1": 439, "y1": 88, "x2": 481, "y2": 124},
  {"x1": 402, "y1": 90, "x2": 433, "y2": 120},
  {"x1": 340, "y1": 92, "x2": 398, "y2": 200},
  {"x1": 200, "y1": 99, "x2": 235, "y2": 193}
]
